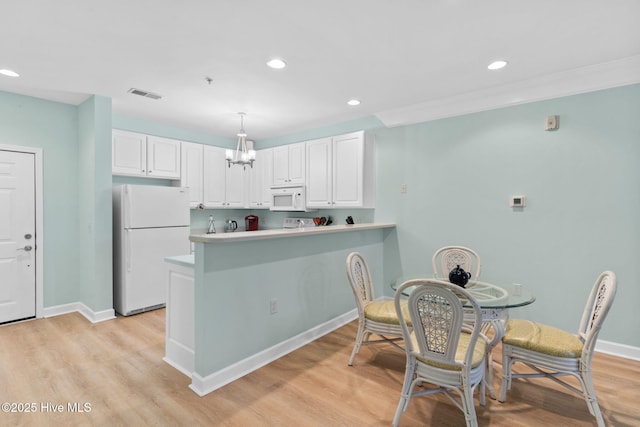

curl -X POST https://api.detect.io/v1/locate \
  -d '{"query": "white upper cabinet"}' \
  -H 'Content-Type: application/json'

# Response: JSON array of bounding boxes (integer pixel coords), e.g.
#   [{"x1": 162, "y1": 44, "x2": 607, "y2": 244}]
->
[
  {"x1": 202, "y1": 145, "x2": 246, "y2": 209},
  {"x1": 272, "y1": 142, "x2": 305, "y2": 186},
  {"x1": 112, "y1": 130, "x2": 181, "y2": 179},
  {"x1": 202, "y1": 145, "x2": 227, "y2": 208},
  {"x1": 180, "y1": 142, "x2": 204, "y2": 208},
  {"x1": 146, "y1": 136, "x2": 181, "y2": 179},
  {"x1": 305, "y1": 137, "x2": 333, "y2": 208},
  {"x1": 306, "y1": 131, "x2": 375, "y2": 209},
  {"x1": 112, "y1": 130, "x2": 146, "y2": 176},
  {"x1": 249, "y1": 148, "x2": 274, "y2": 209}
]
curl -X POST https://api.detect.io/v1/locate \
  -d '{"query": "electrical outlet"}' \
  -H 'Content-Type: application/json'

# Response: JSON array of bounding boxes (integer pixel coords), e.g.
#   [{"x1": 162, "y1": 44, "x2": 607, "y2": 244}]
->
[
  {"x1": 270, "y1": 298, "x2": 278, "y2": 314},
  {"x1": 401, "y1": 183, "x2": 407, "y2": 193}
]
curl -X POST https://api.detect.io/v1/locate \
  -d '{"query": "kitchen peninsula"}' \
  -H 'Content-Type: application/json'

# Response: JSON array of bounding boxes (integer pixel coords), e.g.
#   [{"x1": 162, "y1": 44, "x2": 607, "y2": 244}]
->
[{"x1": 164, "y1": 223, "x2": 396, "y2": 396}]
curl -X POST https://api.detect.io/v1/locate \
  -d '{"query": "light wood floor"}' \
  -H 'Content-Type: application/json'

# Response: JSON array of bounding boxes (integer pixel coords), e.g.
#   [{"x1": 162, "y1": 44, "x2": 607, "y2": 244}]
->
[{"x1": 1, "y1": 309, "x2": 638, "y2": 426}]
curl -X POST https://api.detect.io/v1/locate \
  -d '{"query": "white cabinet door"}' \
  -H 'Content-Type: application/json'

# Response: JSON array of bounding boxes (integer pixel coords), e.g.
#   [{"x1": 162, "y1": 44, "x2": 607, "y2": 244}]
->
[
  {"x1": 180, "y1": 142, "x2": 204, "y2": 208},
  {"x1": 306, "y1": 137, "x2": 333, "y2": 208},
  {"x1": 147, "y1": 136, "x2": 181, "y2": 179},
  {"x1": 272, "y1": 143, "x2": 305, "y2": 186},
  {"x1": 225, "y1": 161, "x2": 246, "y2": 208},
  {"x1": 288, "y1": 142, "x2": 306, "y2": 185},
  {"x1": 272, "y1": 145, "x2": 290, "y2": 186},
  {"x1": 203, "y1": 145, "x2": 226, "y2": 208},
  {"x1": 332, "y1": 132, "x2": 364, "y2": 208},
  {"x1": 112, "y1": 130, "x2": 181, "y2": 179},
  {"x1": 304, "y1": 131, "x2": 372, "y2": 209},
  {"x1": 249, "y1": 148, "x2": 273, "y2": 209},
  {"x1": 112, "y1": 130, "x2": 146, "y2": 176}
]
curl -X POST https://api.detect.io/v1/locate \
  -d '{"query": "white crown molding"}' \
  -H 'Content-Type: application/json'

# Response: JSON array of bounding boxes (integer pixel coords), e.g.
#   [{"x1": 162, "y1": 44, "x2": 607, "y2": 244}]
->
[
  {"x1": 189, "y1": 309, "x2": 358, "y2": 396},
  {"x1": 375, "y1": 55, "x2": 640, "y2": 128},
  {"x1": 43, "y1": 302, "x2": 115, "y2": 323}
]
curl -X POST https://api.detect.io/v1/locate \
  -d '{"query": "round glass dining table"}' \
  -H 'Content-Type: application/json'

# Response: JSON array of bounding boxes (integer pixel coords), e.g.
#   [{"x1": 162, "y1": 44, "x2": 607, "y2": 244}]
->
[
  {"x1": 391, "y1": 276, "x2": 536, "y2": 398},
  {"x1": 391, "y1": 276, "x2": 535, "y2": 312}
]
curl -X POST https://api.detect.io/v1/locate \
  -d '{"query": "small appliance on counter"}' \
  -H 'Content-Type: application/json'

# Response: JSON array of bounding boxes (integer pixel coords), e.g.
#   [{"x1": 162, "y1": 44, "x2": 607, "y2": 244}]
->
[
  {"x1": 283, "y1": 218, "x2": 316, "y2": 228},
  {"x1": 225, "y1": 220, "x2": 238, "y2": 232},
  {"x1": 245, "y1": 215, "x2": 259, "y2": 231}
]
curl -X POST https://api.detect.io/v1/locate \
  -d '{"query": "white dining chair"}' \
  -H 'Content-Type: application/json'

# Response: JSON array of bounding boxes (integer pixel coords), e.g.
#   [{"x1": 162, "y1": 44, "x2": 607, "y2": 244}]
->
[
  {"x1": 345, "y1": 252, "x2": 410, "y2": 366},
  {"x1": 499, "y1": 271, "x2": 617, "y2": 427},
  {"x1": 393, "y1": 279, "x2": 487, "y2": 427}
]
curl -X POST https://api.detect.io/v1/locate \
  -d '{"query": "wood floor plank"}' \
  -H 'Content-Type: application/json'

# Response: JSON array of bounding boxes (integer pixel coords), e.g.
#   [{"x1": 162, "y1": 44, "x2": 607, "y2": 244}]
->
[{"x1": 0, "y1": 310, "x2": 638, "y2": 426}]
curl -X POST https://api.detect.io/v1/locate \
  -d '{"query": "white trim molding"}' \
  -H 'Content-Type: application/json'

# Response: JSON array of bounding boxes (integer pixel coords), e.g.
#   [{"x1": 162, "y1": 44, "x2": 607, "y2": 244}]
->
[
  {"x1": 596, "y1": 340, "x2": 640, "y2": 362},
  {"x1": 189, "y1": 309, "x2": 358, "y2": 397},
  {"x1": 43, "y1": 302, "x2": 115, "y2": 323},
  {"x1": 375, "y1": 55, "x2": 640, "y2": 128}
]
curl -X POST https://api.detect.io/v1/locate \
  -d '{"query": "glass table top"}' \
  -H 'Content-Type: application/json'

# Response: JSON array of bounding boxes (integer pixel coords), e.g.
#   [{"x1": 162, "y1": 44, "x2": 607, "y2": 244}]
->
[{"x1": 391, "y1": 276, "x2": 536, "y2": 309}]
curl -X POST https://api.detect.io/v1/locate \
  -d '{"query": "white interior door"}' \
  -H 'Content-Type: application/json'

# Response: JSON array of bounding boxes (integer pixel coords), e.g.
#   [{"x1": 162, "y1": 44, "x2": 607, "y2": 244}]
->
[{"x1": 0, "y1": 150, "x2": 36, "y2": 323}]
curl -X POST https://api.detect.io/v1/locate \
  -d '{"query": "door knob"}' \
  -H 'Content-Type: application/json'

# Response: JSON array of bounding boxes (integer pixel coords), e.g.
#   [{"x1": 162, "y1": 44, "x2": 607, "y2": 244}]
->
[{"x1": 17, "y1": 245, "x2": 33, "y2": 252}]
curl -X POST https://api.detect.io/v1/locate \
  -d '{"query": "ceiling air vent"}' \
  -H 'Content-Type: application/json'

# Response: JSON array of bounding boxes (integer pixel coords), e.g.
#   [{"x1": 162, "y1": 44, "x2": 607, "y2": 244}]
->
[{"x1": 128, "y1": 88, "x2": 162, "y2": 100}]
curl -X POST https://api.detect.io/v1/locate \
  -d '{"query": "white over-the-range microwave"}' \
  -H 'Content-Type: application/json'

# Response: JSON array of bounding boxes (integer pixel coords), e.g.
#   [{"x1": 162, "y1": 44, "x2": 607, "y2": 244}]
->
[{"x1": 269, "y1": 185, "x2": 316, "y2": 212}]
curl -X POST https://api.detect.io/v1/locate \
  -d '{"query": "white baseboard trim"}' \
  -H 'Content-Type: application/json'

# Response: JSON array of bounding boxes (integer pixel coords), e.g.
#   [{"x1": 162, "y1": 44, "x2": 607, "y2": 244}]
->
[
  {"x1": 189, "y1": 308, "x2": 358, "y2": 397},
  {"x1": 163, "y1": 356, "x2": 193, "y2": 378},
  {"x1": 43, "y1": 302, "x2": 115, "y2": 323},
  {"x1": 596, "y1": 340, "x2": 640, "y2": 362}
]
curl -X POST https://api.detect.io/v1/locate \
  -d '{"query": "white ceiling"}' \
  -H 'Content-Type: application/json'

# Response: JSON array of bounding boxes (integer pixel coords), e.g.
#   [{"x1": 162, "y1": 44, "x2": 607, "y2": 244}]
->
[{"x1": 1, "y1": 1, "x2": 639, "y2": 140}]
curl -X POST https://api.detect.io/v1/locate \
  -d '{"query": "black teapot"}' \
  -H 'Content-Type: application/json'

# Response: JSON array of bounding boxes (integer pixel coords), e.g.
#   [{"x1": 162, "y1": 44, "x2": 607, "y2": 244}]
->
[{"x1": 449, "y1": 265, "x2": 471, "y2": 287}]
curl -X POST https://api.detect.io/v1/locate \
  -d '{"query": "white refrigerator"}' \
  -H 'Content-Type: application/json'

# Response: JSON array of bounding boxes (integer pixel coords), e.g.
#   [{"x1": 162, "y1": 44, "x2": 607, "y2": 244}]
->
[{"x1": 113, "y1": 185, "x2": 191, "y2": 316}]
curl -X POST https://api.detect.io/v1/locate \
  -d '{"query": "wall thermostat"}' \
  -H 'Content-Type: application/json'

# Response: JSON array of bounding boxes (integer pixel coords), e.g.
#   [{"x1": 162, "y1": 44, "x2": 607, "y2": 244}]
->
[{"x1": 510, "y1": 195, "x2": 526, "y2": 207}]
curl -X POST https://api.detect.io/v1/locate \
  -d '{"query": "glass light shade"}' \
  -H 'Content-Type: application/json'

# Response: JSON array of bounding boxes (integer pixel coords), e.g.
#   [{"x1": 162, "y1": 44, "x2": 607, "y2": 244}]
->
[{"x1": 225, "y1": 149, "x2": 233, "y2": 161}]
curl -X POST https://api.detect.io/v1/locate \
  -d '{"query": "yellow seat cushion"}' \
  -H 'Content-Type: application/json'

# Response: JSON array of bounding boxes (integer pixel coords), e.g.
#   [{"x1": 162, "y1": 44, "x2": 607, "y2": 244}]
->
[
  {"x1": 503, "y1": 319, "x2": 583, "y2": 358},
  {"x1": 411, "y1": 331, "x2": 486, "y2": 370},
  {"x1": 364, "y1": 300, "x2": 411, "y2": 326}
]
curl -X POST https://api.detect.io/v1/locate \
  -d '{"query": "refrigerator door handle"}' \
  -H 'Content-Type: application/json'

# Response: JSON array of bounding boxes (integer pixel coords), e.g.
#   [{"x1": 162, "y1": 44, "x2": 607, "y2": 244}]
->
[
  {"x1": 125, "y1": 185, "x2": 132, "y2": 229},
  {"x1": 125, "y1": 229, "x2": 132, "y2": 272}
]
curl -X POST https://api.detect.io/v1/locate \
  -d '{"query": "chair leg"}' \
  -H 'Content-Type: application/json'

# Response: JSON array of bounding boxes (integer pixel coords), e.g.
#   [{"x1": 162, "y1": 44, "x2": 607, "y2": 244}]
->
[
  {"x1": 580, "y1": 370, "x2": 605, "y2": 427},
  {"x1": 348, "y1": 321, "x2": 366, "y2": 366},
  {"x1": 392, "y1": 360, "x2": 416, "y2": 427},
  {"x1": 461, "y1": 381, "x2": 479, "y2": 427}
]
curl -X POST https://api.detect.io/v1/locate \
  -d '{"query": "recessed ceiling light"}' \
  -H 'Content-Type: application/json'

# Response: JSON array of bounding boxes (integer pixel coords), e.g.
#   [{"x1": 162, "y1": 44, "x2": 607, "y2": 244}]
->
[
  {"x1": 347, "y1": 99, "x2": 361, "y2": 106},
  {"x1": 266, "y1": 58, "x2": 287, "y2": 69},
  {"x1": 0, "y1": 68, "x2": 20, "y2": 77},
  {"x1": 488, "y1": 60, "x2": 508, "y2": 70}
]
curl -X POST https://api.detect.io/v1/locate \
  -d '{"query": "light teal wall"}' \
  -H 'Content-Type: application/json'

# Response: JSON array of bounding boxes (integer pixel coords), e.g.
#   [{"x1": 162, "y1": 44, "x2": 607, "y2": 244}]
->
[
  {"x1": 0, "y1": 91, "x2": 80, "y2": 306},
  {"x1": 193, "y1": 228, "x2": 393, "y2": 375},
  {"x1": 78, "y1": 96, "x2": 113, "y2": 311},
  {"x1": 257, "y1": 116, "x2": 385, "y2": 148},
  {"x1": 112, "y1": 113, "x2": 234, "y2": 147},
  {"x1": 374, "y1": 84, "x2": 640, "y2": 347}
]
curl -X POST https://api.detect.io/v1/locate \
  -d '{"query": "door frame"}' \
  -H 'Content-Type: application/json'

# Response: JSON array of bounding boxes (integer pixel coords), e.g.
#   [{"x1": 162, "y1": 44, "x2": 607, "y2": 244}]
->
[{"x1": 0, "y1": 144, "x2": 44, "y2": 319}]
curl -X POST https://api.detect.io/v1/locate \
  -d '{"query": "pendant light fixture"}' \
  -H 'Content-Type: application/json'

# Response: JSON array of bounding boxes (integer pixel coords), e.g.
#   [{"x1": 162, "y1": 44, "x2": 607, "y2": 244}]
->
[{"x1": 225, "y1": 112, "x2": 256, "y2": 169}]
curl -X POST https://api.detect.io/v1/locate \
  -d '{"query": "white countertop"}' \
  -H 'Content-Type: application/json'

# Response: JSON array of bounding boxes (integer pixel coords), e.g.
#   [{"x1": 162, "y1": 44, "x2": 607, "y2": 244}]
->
[
  {"x1": 189, "y1": 222, "x2": 396, "y2": 243},
  {"x1": 165, "y1": 254, "x2": 195, "y2": 267}
]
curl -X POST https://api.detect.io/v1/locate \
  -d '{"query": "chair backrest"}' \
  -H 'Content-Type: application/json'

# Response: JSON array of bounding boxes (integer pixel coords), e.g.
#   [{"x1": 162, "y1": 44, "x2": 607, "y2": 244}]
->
[
  {"x1": 432, "y1": 246, "x2": 482, "y2": 284},
  {"x1": 578, "y1": 271, "x2": 617, "y2": 361},
  {"x1": 346, "y1": 252, "x2": 375, "y2": 313},
  {"x1": 394, "y1": 279, "x2": 482, "y2": 369}
]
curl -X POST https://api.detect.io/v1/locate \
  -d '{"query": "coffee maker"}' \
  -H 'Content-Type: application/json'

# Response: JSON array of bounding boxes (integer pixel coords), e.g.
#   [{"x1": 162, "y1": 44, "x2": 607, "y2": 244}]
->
[{"x1": 245, "y1": 215, "x2": 259, "y2": 231}]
